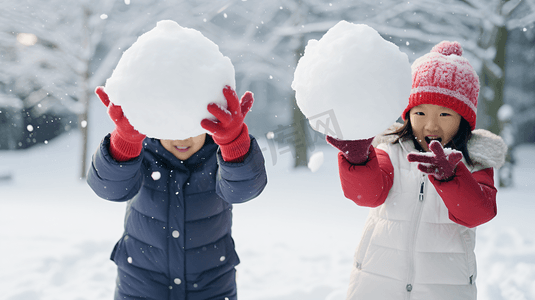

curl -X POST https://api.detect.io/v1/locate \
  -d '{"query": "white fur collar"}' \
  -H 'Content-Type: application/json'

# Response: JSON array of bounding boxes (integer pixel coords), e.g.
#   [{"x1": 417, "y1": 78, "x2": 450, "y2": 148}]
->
[
  {"x1": 372, "y1": 123, "x2": 508, "y2": 169},
  {"x1": 467, "y1": 129, "x2": 508, "y2": 169}
]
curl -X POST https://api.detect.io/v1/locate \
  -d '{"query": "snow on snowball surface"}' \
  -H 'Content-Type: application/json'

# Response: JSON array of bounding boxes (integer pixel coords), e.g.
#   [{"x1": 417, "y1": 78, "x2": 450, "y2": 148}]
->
[
  {"x1": 292, "y1": 21, "x2": 412, "y2": 140},
  {"x1": 104, "y1": 20, "x2": 235, "y2": 140}
]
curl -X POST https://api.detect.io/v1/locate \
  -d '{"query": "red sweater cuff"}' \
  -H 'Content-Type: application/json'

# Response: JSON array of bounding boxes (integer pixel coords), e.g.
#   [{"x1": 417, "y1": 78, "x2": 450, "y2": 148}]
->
[
  {"x1": 218, "y1": 124, "x2": 251, "y2": 163},
  {"x1": 338, "y1": 147, "x2": 393, "y2": 207},
  {"x1": 430, "y1": 164, "x2": 497, "y2": 228},
  {"x1": 109, "y1": 129, "x2": 144, "y2": 162}
]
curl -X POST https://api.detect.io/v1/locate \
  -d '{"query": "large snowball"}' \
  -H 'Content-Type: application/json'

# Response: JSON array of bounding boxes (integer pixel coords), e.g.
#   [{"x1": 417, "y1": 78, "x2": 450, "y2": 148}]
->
[
  {"x1": 291, "y1": 21, "x2": 411, "y2": 140},
  {"x1": 104, "y1": 20, "x2": 235, "y2": 140}
]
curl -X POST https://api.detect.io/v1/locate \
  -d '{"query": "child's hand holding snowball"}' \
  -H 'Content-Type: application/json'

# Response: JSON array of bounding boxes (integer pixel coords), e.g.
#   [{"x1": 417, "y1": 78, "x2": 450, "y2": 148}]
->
[
  {"x1": 95, "y1": 87, "x2": 146, "y2": 161},
  {"x1": 326, "y1": 136, "x2": 375, "y2": 165},
  {"x1": 201, "y1": 85, "x2": 254, "y2": 162}
]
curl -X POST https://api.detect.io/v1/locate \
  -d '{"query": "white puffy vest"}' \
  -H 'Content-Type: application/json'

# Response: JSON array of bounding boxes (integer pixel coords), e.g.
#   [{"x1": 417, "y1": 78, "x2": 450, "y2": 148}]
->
[{"x1": 346, "y1": 138, "x2": 488, "y2": 300}]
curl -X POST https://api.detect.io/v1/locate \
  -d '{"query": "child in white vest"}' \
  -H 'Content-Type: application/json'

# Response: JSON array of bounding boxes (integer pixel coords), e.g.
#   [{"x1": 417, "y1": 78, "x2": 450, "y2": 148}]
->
[{"x1": 327, "y1": 41, "x2": 507, "y2": 300}]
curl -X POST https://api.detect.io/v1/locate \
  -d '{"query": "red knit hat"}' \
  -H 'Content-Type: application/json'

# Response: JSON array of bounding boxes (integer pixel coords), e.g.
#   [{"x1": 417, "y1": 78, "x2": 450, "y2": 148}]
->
[{"x1": 402, "y1": 41, "x2": 479, "y2": 130}]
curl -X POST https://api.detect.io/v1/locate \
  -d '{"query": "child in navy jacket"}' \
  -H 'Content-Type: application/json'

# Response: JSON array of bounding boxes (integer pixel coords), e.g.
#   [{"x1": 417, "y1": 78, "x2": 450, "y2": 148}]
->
[{"x1": 87, "y1": 86, "x2": 267, "y2": 300}]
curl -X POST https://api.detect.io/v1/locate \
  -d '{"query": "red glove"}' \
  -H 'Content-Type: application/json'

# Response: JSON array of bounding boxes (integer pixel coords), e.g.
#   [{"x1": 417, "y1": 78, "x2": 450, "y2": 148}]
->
[
  {"x1": 407, "y1": 140, "x2": 463, "y2": 181},
  {"x1": 201, "y1": 86, "x2": 253, "y2": 162},
  {"x1": 95, "y1": 87, "x2": 146, "y2": 162},
  {"x1": 326, "y1": 135, "x2": 374, "y2": 165}
]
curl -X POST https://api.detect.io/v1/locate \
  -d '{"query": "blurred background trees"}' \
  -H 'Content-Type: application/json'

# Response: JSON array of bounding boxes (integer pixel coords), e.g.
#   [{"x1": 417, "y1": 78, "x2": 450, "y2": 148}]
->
[{"x1": 1, "y1": 0, "x2": 534, "y2": 184}]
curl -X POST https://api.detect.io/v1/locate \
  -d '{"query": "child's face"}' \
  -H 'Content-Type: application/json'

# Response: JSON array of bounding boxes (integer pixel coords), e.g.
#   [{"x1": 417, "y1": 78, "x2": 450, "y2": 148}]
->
[
  {"x1": 160, "y1": 133, "x2": 206, "y2": 160},
  {"x1": 409, "y1": 104, "x2": 461, "y2": 152}
]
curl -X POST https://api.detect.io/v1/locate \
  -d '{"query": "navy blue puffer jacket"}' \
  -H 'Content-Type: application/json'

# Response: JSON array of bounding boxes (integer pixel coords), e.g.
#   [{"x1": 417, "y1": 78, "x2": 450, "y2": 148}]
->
[{"x1": 87, "y1": 134, "x2": 267, "y2": 300}]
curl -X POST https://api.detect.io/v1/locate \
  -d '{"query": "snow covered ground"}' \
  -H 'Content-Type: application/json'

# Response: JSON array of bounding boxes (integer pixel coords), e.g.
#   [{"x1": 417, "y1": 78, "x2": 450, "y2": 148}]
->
[{"x1": 1, "y1": 108, "x2": 534, "y2": 300}]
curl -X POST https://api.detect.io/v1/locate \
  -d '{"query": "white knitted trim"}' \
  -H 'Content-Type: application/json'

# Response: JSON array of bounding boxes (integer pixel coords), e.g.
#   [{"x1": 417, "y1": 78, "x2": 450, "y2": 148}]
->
[{"x1": 411, "y1": 86, "x2": 477, "y2": 113}]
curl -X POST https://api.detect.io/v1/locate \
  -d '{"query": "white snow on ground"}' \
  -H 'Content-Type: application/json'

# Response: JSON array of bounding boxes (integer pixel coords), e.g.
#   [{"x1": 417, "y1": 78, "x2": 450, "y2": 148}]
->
[{"x1": 1, "y1": 104, "x2": 534, "y2": 300}]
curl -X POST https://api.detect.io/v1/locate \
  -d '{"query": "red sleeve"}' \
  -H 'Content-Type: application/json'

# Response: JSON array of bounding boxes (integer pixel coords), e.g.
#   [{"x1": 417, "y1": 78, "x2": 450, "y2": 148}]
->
[
  {"x1": 430, "y1": 164, "x2": 497, "y2": 228},
  {"x1": 338, "y1": 147, "x2": 394, "y2": 207}
]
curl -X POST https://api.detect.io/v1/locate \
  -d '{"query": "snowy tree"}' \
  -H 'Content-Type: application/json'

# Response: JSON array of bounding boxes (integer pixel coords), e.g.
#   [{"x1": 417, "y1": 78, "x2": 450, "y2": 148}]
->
[
  {"x1": 3, "y1": 0, "x2": 533, "y2": 177},
  {"x1": 208, "y1": 0, "x2": 403, "y2": 167},
  {"x1": 502, "y1": 12, "x2": 535, "y2": 187},
  {"x1": 368, "y1": 0, "x2": 535, "y2": 187},
  {"x1": 216, "y1": 0, "x2": 535, "y2": 173},
  {"x1": 1, "y1": 0, "x2": 225, "y2": 178},
  {"x1": 505, "y1": 21, "x2": 535, "y2": 146},
  {"x1": 0, "y1": 1, "x2": 82, "y2": 149},
  {"x1": 0, "y1": 0, "x2": 119, "y2": 177}
]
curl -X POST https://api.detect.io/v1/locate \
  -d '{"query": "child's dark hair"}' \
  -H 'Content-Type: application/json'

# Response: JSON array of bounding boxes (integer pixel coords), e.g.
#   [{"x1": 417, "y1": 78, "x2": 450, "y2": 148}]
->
[{"x1": 388, "y1": 113, "x2": 474, "y2": 166}]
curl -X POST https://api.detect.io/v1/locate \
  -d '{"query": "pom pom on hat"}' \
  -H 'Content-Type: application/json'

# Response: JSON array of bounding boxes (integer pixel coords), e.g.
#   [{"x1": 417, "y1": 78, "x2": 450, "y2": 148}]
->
[
  {"x1": 402, "y1": 41, "x2": 479, "y2": 130},
  {"x1": 431, "y1": 41, "x2": 463, "y2": 56}
]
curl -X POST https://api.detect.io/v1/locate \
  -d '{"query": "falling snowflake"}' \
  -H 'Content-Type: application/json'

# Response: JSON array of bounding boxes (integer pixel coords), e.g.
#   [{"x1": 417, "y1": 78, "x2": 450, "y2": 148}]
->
[{"x1": 151, "y1": 171, "x2": 161, "y2": 180}]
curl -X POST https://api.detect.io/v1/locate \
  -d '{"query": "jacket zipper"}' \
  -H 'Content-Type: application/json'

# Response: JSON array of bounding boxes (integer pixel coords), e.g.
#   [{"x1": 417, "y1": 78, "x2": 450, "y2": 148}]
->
[{"x1": 406, "y1": 176, "x2": 426, "y2": 299}]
